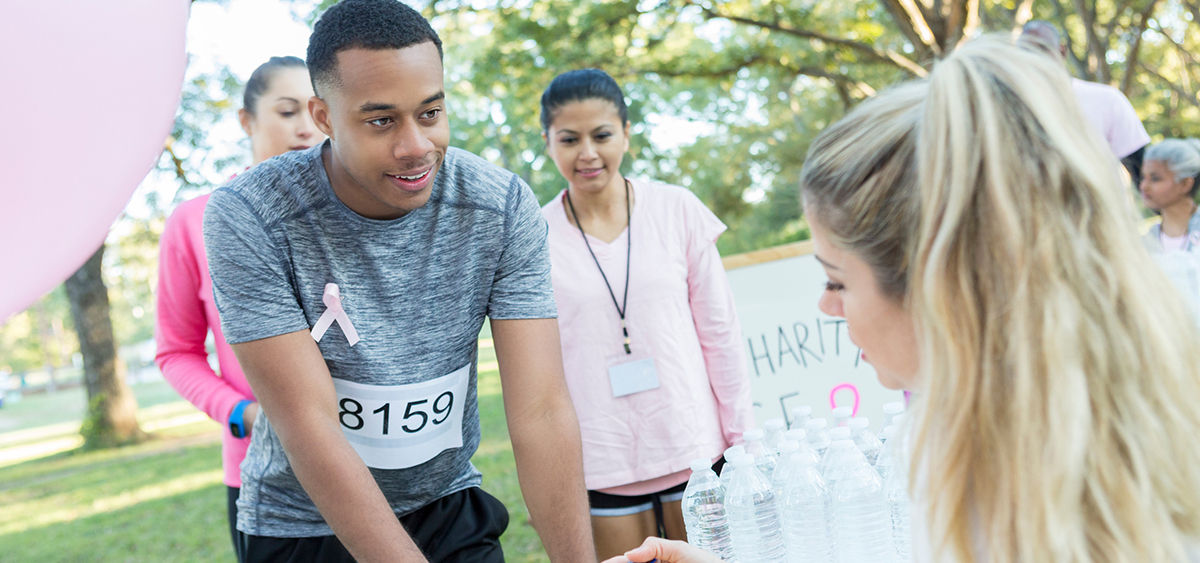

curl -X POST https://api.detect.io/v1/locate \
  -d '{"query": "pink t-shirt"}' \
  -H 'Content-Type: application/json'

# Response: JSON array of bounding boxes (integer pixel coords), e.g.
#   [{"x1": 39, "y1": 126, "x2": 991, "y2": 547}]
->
[
  {"x1": 1072, "y1": 78, "x2": 1150, "y2": 159},
  {"x1": 155, "y1": 194, "x2": 254, "y2": 487},
  {"x1": 543, "y1": 178, "x2": 753, "y2": 494}
]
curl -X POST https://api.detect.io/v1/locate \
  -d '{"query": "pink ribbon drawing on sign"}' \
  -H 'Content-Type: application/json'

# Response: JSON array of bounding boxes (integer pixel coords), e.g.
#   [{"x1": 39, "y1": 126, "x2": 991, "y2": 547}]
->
[{"x1": 829, "y1": 383, "x2": 861, "y2": 416}]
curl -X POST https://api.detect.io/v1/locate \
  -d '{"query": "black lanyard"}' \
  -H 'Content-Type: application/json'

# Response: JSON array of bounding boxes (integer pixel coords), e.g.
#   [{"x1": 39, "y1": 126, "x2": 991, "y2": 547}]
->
[{"x1": 565, "y1": 178, "x2": 633, "y2": 354}]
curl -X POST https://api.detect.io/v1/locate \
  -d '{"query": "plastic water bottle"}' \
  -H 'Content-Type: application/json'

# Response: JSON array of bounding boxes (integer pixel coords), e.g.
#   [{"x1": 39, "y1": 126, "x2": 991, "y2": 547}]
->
[
  {"x1": 789, "y1": 405, "x2": 812, "y2": 430},
  {"x1": 764, "y1": 418, "x2": 787, "y2": 454},
  {"x1": 682, "y1": 458, "x2": 735, "y2": 561},
  {"x1": 874, "y1": 425, "x2": 898, "y2": 482},
  {"x1": 774, "y1": 440, "x2": 834, "y2": 563},
  {"x1": 721, "y1": 444, "x2": 745, "y2": 489},
  {"x1": 827, "y1": 439, "x2": 893, "y2": 562},
  {"x1": 832, "y1": 406, "x2": 853, "y2": 427},
  {"x1": 771, "y1": 440, "x2": 800, "y2": 497},
  {"x1": 804, "y1": 418, "x2": 831, "y2": 456},
  {"x1": 883, "y1": 413, "x2": 908, "y2": 448},
  {"x1": 882, "y1": 429, "x2": 912, "y2": 562},
  {"x1": 848, "y1": 417, "x2": 883, "y2": 465},
  {"x1": 784, "y1": 428, "x2": 820, "y2": 466},
  {"x1": 724, "y1": 453, "x2": 788, "y2": 562},
  {"x1": 819, "y1": 427, "x2": 854, "y2": 488},
  {"x1": 744, "y1": 428, "x2": 778, "y2": 481},
  {"x1": 882, "y1": 401, "x2": 905, "y2": 431}
]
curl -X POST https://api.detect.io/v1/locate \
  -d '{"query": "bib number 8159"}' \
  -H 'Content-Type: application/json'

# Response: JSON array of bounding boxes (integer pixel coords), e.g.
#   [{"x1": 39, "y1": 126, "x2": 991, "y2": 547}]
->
[{"x1": 339, "y1": 391, "x2": 454, "y2": 435}]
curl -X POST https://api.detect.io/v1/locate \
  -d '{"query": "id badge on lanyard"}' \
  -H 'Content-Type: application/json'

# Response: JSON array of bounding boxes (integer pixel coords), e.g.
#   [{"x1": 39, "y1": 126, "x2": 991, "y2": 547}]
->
[
  {"x1": 606, "y1": 351, "x2": 660, "y2": 398},
  {"x1": 565, "y1": 182, "x2": 660, "y2": 397}
]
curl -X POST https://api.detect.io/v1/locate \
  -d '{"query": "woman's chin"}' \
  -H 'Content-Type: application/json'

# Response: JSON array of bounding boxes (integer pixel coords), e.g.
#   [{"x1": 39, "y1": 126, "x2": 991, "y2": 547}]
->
[{"x1": 876, "y1": 371, "x2": 908, "y2": 391}]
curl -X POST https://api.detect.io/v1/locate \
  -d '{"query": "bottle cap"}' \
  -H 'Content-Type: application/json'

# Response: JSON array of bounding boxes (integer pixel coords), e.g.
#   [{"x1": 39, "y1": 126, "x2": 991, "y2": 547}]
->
[
  {"x1": 883, "y1": 401, "x2": 905, "y2": 415},
  {"x1": 832, "y1": 406, "x2": 853, "y2": 419},
  {"x1": 764, "y1": 418, "x2": 785, "y2": 432},
  {"x1": 849, "y1": 417, "x2": 870, "y2": 430},
  {"x1": 724, "y1": 444, "x2": 745, "y2": 460},
  {"x1": 830, "y1": 427, "x2": 852, "y2": 441},
  {"x1": 785, "y1": 428, "x2": 807, "y2": 441},
  {"x1": 778, "y1": 440, "x2": 799, "y2": 454},
  {"x1": 805, "y1": 418, "x2": 828, "y2": 431},
  {"x1": 690, "y1": 458, "x2": 713, "y2": 472},
  {"x1": 743, "y1": 428, "x2": 764, "y2": 442}
]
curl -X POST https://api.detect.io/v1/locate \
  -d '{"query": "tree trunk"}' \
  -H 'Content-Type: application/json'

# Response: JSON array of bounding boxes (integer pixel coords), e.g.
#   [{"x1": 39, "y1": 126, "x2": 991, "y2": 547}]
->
[{"x1": 64, "y1": 245, "x2": 145, "y2": 448}]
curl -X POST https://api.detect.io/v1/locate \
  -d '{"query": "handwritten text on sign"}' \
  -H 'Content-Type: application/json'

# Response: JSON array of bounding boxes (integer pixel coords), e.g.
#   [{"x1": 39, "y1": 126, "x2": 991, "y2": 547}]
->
[{"x1": 724, "y1": 242, "x2": 903, "y2": 430}]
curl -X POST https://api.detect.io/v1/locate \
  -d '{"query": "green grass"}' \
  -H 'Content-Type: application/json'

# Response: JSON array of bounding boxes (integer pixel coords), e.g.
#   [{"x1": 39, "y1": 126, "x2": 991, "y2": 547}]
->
[{"x1": 0, "y1": 336, "x2": 548, "y2": 562}]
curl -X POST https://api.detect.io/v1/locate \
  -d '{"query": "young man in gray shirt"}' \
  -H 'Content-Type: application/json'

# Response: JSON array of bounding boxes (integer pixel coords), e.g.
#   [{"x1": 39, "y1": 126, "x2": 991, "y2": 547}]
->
[{"x1": 203, "y1": 1, "x2": 594, "y2": 561}]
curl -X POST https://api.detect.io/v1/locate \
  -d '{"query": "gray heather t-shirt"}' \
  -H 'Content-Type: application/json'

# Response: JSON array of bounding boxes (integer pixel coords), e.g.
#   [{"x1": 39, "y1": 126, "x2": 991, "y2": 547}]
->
[{"x1": 203, "y1": 142, "x2": 556, "y2": 537}]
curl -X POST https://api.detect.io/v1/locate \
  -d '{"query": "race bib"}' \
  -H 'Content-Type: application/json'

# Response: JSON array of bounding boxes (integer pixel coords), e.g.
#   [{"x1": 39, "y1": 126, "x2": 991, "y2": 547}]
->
[{"x1": 332, "y1": 364, "x2": 470, "y2": 469}]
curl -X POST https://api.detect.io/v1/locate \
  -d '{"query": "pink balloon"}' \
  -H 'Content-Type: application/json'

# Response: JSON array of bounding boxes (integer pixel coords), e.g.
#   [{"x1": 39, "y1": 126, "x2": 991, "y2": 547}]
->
[{"x1": 0, "y1": 1, "x2": 189, "y2": 320}]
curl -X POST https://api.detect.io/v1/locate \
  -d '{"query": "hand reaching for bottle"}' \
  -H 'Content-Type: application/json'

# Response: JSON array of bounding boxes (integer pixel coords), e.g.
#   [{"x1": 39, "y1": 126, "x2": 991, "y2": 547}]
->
[{"x1": 598, "y1": 537, "x2": 725, "y2": 563}]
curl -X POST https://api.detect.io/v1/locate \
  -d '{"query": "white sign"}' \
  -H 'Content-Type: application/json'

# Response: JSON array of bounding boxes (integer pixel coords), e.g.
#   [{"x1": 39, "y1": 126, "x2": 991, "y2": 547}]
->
[{"x1": 724, "y1": 242, "x2": 905, "y2": 431}]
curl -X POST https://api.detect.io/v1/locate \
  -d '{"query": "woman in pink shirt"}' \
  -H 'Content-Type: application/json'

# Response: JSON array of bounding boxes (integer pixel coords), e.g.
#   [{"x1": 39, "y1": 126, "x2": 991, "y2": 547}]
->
[
  {"x1": 155, "y1": 56, "x2": 322, "y2": 561},
  {"x1": 538, "y1": 68, "x2": 753, "y2": 559}
]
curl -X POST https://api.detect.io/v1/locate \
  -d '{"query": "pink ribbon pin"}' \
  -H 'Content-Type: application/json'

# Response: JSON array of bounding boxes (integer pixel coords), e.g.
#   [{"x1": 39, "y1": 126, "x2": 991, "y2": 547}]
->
[{"x1": 311, "y1": 283, "x2": 360, "y2": 346}]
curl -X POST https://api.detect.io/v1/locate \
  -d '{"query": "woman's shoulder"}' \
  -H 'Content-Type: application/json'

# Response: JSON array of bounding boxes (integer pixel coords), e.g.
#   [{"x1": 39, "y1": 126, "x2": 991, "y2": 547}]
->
[
  {"x1": 540, "y1": 189, "x2": 566, "y2": 220},
  {"x1": 632, "y1": 177, "x2": 709, "y2": 212},
  {"x1": 163, "y1": 193, "x2": 212, "y2": 238}
]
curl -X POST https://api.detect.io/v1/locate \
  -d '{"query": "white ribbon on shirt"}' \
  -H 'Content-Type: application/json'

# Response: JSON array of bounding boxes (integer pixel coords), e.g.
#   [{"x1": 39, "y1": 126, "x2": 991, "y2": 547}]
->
[{"x1": 311, "y1": 283, "x2": 360, "y2": 346}]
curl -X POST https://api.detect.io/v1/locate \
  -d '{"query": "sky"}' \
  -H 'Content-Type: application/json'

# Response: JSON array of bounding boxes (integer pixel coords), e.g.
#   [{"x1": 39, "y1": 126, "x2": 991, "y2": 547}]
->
[{"x1": 187, "y1": 0, "x2": 315, "y2": 80}]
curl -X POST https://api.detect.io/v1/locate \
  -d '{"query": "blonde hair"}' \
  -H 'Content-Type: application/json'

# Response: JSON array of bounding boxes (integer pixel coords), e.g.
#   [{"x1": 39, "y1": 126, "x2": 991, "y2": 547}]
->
[{"x1": 802, "y1": 36, "x2": 1200, "y2": 562}]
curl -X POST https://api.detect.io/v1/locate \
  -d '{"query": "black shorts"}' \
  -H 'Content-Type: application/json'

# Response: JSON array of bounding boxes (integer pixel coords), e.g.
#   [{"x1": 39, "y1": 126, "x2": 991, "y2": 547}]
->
[
  {"x1": 239, "y1": 487, "x2": 509, "y2": 563},
  {"x1": 587, "y1": 457, "x2": 725, "y2": 517}
]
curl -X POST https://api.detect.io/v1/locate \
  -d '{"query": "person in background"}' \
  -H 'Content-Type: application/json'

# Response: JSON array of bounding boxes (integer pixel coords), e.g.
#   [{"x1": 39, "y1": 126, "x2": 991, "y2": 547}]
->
[
  {"x1": 539, "y1": 68, "x2": 753, "y2": 560},
  {"x1": 610, "y1": 35, "x2": 1200, "y2": 563},
  {"x1": 1139, "y1": 139, "x2": 1200, "y2": 322},
  {"x1": 155, "y1": 55, "x2": 322, "y2": 561},
  {"x1": 1019, "y1": 20, "x2": 1151, "y2": 185},
  {"x1": 1140, "y1": 139, "x2": 1200, "y2": 252}
]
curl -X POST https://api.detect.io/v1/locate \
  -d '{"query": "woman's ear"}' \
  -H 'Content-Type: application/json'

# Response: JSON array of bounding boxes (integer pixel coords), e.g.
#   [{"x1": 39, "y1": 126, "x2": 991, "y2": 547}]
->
[{"x1": 238, "y1": 108, "x2": 254, "y2": 138}]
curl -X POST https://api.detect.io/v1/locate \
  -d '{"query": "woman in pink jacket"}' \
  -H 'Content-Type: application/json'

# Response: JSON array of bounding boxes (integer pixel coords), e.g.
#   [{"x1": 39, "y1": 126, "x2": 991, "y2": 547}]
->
[
  {"x1": 539, "y1": 68, "x2": 754, "y2": 559},
  {"x1": 154, "y1": 55, "x2": 322, "y2": 561}
]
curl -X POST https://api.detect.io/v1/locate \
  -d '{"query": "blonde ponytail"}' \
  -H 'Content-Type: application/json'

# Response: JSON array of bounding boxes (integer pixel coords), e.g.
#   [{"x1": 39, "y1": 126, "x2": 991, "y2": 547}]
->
[{"x1": 802, "y1": 35, "x2": 1200, "y2": 562}]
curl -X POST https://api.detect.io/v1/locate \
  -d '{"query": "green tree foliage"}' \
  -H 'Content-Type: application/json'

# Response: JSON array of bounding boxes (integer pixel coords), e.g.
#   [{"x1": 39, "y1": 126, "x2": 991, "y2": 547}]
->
[{"x1": 413, "y1": 0, "x2": 1200, "y2": 253}]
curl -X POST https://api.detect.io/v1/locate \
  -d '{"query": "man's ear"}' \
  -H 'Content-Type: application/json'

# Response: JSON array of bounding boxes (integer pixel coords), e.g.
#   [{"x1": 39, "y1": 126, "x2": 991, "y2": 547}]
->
[{"x1": 310, "y1": 96, "x2": 334, "y2": 140}]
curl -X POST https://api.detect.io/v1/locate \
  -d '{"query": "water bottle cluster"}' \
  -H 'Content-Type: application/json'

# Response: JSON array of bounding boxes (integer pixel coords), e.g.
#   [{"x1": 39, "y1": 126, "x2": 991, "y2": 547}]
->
[{"x1": 681, "y1": 401, "x2": 912, "y2": 563}]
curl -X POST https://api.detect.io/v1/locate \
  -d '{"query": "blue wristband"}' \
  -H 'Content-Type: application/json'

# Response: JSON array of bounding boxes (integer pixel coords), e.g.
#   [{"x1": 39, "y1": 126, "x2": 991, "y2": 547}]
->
[{"x1": 229, "y1": 399, "x2": 252, "y2": 438}]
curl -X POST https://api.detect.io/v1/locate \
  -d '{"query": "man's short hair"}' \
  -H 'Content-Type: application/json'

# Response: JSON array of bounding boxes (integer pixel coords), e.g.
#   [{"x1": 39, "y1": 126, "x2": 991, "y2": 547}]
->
[
  {"x1": 306, "y1": 0, "x2": 444, "y2": 97},
  {"x1": 1018, "y1": 20, "x2": 1062, "y2": 58}
]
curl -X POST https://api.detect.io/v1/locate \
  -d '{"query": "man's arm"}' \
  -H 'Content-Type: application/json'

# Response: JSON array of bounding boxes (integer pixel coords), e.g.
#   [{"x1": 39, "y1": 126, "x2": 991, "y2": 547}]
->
[
  {"x1": 231, "y1": 330, "x2": 426, "y2": 563},
  {"x1": 490, "y1": 317, "x2": 595, "y2": 562}
]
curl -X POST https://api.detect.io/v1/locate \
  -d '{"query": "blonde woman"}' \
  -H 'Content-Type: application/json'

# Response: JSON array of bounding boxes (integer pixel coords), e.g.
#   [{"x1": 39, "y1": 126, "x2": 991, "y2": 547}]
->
[{"x1": 605, "y1": 36, "x2": 1200, "y2": 563}]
